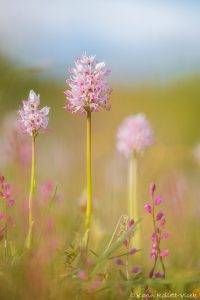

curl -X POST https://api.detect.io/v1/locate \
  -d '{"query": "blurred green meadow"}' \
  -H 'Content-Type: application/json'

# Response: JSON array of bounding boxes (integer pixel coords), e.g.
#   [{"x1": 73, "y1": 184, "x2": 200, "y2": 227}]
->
[{"x1": 0, "y1": 54, "x2": 200, "y2": 299}]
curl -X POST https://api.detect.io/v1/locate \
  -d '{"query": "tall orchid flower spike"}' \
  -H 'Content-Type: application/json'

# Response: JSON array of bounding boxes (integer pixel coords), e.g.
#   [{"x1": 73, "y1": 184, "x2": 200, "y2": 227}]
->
[
  {"x1": 18, "y1": 90, "x2": 50, "y2": 249},
  {"x1": 65, "y1": 54, "x2": 112, "y2": 246},
  {"x1": 117, "y1": 114, "x2": 154, "y2": 254}
]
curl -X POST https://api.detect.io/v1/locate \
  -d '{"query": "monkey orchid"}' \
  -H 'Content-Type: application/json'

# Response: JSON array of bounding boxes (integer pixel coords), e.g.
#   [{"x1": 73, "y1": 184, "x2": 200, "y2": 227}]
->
[
  {"x1": 18, "y1": 90, "x2": 50, "y2": 249},
  {"x1": 117, "y1": 114, "x2": 154, "y2": 253},
  {"x1": 64, "y1": 54, "x2": 112, "y2": 246}
]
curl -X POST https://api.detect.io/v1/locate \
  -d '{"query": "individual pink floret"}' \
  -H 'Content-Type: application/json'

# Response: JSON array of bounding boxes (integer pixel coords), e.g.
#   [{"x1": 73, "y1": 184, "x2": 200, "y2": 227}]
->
[
  {"x1": 155, "y1": 196, "x2": 162, "y2": 206},
  {"x1": 160, "y1": 250, "x2": 169, "y2": 257},
  {"x1": 149, "y1": 183, "x2": 156, "y2": 199},
  {"x1": 156, "y1": 210, "x2": 164, "y2": 221},
  {"x1": 144, "y1": 203, "x2": 152, "y2": 214}
]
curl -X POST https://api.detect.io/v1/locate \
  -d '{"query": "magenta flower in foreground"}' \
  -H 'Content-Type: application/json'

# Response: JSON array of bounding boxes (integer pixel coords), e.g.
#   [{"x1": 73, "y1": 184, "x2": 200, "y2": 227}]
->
[
  {"x1": 116, "y1": 114, "x2": 154, "y2": 158},
  {"x1": 18, "y1": 90, "x2": 50, "y2": 136},
  {"x1": 64, "y1": 54, "x2": 112, "y2": 114},
  {"x1": 145, "y1": 183, "x2": 169, "y2": 280},
  {"x1": 144, "y1": 203, "x2": 152, "y2": 214}
]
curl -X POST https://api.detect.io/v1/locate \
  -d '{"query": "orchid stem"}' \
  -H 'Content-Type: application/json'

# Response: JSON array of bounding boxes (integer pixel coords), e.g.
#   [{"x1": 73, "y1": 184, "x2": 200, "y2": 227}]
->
[
  {"x1": 129, "y1": 151, "x2": 141, "y2": 255},
  {"x1": 26, "y1": 135, "x2": 35, "y2": 249},
  {"x1": 85, "y1": 111, "x2": 92, "y2": 246}
]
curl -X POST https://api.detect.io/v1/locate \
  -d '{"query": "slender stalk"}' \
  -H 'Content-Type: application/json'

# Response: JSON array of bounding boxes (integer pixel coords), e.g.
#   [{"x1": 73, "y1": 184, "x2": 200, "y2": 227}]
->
[
  {"x1": 85, "y1": 111, "x2": 92, "y2": 245},
  {"x1": 26, "y1": 135, "x2": 35, "y2": 249},
  {"x1": 128, "y1": 151, "x2": 141, "y2": 252},
  {"x1": 4, "y1": 200, "x2": 8, "y2": 260}
]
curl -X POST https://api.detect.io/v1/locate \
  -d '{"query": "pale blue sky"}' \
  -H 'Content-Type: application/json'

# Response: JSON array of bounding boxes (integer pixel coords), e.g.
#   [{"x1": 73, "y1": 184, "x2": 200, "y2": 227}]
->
[{"x1": 0, "y1": 0, "x2": 200, "y2": 82}]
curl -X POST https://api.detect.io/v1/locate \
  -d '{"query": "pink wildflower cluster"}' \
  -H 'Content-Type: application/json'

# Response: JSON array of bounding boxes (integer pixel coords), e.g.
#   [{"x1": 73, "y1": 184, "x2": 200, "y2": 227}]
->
[
  {"x1": 114, "y1": 218, "x2": 141, "y2": 277},
  {"x1": 145, "y1": 183, "x2": 169, "y2": 279},
  {"x1": 116, "y1": 114, "x2": 154, "y2": 158},
  {"x1": 0, "y1": 175, "x2": 15, "y2": 240},
  {"x1": 18, "y1": 90, "x2": 50, "y2": 136},
  {"x1": 64, "y1": 54, "x2": 112, "y2": 114}
]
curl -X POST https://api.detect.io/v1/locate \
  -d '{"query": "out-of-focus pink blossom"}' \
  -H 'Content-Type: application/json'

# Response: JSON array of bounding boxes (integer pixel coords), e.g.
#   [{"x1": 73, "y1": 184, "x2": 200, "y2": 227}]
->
[
  {"x1": 130, "y1": 248, "x2": 137, "y2": 255},
  {"x1": 149, "y1": 183, "x2": 156, "y2": 199},
  {"x1": 18, "y1": 90, "x2": 50, "y2": 136},
  {"x1": 160, "y1": 250, "x2": 169, "y2": 257},
  {"x1": 155, "y1": 272, "x2": 164, "y2": 278},
  {"x1": 144, "y1": 203, "x2": 152, "y2": 214},
  {"x1": 64, "y1": 54, "x2": 112, "y2": 114},
  {"x1": 155, "y1": 196, "x2": 162, "y2": 206},
  {"x1": 156, "y1": 211, "x2": 164, "y2": 221},
  {"x1": 78, "y1": 270, "x2": 88, "y2": 280},
  {"x1": 152, "y1": 242, "x2": 157, "y2": 250},
  {"x1": 132, "y1": 266, "x2": 142, "y2": 273},
  {"x1": 151, "y1": 233, "x2": 156, "y2": 242},
  {"x1": 160, "y1": 219, "x2": 166, "y2": 228},
  {"x1": 162, "y1": 231, "x2": 170, "y2": 240},
  {"x1": 127, "y1": 218, "x2": 134, "y2": 229},
  {"x1": 116, "y1": 114, "x2": 154, "y2": 157},
  {"x1": 114, "y1": 258, "x2": 124, "y2": 266},
  {"x1": 7, "y1": 199, "x2": 15, "y2": 207},
  {"x1": 150, "y1": 249, "x2": 157, "y2": 260}
]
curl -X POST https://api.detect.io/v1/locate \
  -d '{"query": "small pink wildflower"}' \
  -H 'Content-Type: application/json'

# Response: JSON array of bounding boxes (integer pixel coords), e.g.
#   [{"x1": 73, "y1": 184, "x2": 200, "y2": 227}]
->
[
  {"x1": 149, "y1": 183, "x2": 156, "y2": 199},
  {"x1": 7, "y1": 199, "x2": 15, "y2": 207},
  {"x1": 150, "y1": 249, "x2": 157, "y2": 260},
  {"x1": 18, "y1": 90, "x2": 50, "y2": 136},
  {"x1": 144, "y1": 203, "x2": 152, "y2": 214},
  {"x1": 116, "y1": 114, "x2": 154, "y2": 157},
  {"x1": 127, "y1": 218, "x2": 134, "y2": 229},
  {"x1": 64, "y1": 54, "x2": 112, "y2": 114},
  {"x1": 132, "y1": 266, "x2": 142, "y2": 273},
  {"x1": 156, "y1": 210, "x2": 164, "y2": 221},
  {"x1": 155, "y1": 196, "x2": 162, "y2": 206},
  {"x1": 114, "y1": 258, "x2": 124, "y2": 266},
  {"x1": 162, "y1": 231, "x2": 170, "y2": 240},
  {"x1": 130, "y1": 248, "x2": 137, "y2": 255},
  {"x1": 78, "y1": 270, "x2": 88, "y2": 280},
  {"x1": 123, "y1": 239, "x2": 129, "y2": 248},
  {"x1": 155, "y1": 272, "x2": 164, "y2": 278},
  {"x1": 145, "y1": 183, "x2": 170, "y2": 280},
  {"x1": 160, "y1": 250, "x2": 169, "y2": 257},
  {"x1": 160, "y1": 219, "x2": 166, "y2": 228}
]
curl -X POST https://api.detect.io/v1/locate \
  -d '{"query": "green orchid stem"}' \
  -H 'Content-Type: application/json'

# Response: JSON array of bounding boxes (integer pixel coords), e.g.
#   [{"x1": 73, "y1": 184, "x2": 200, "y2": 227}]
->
[
  {"x1": 26, "y1": 135, "x2": 35, "y2": 249},
  {"x1": 85, "y1": 110, "x2": 92, "y2": 246},
  {"x1": 129, "y1": 151, "x2": 141, "y2": 258}
]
